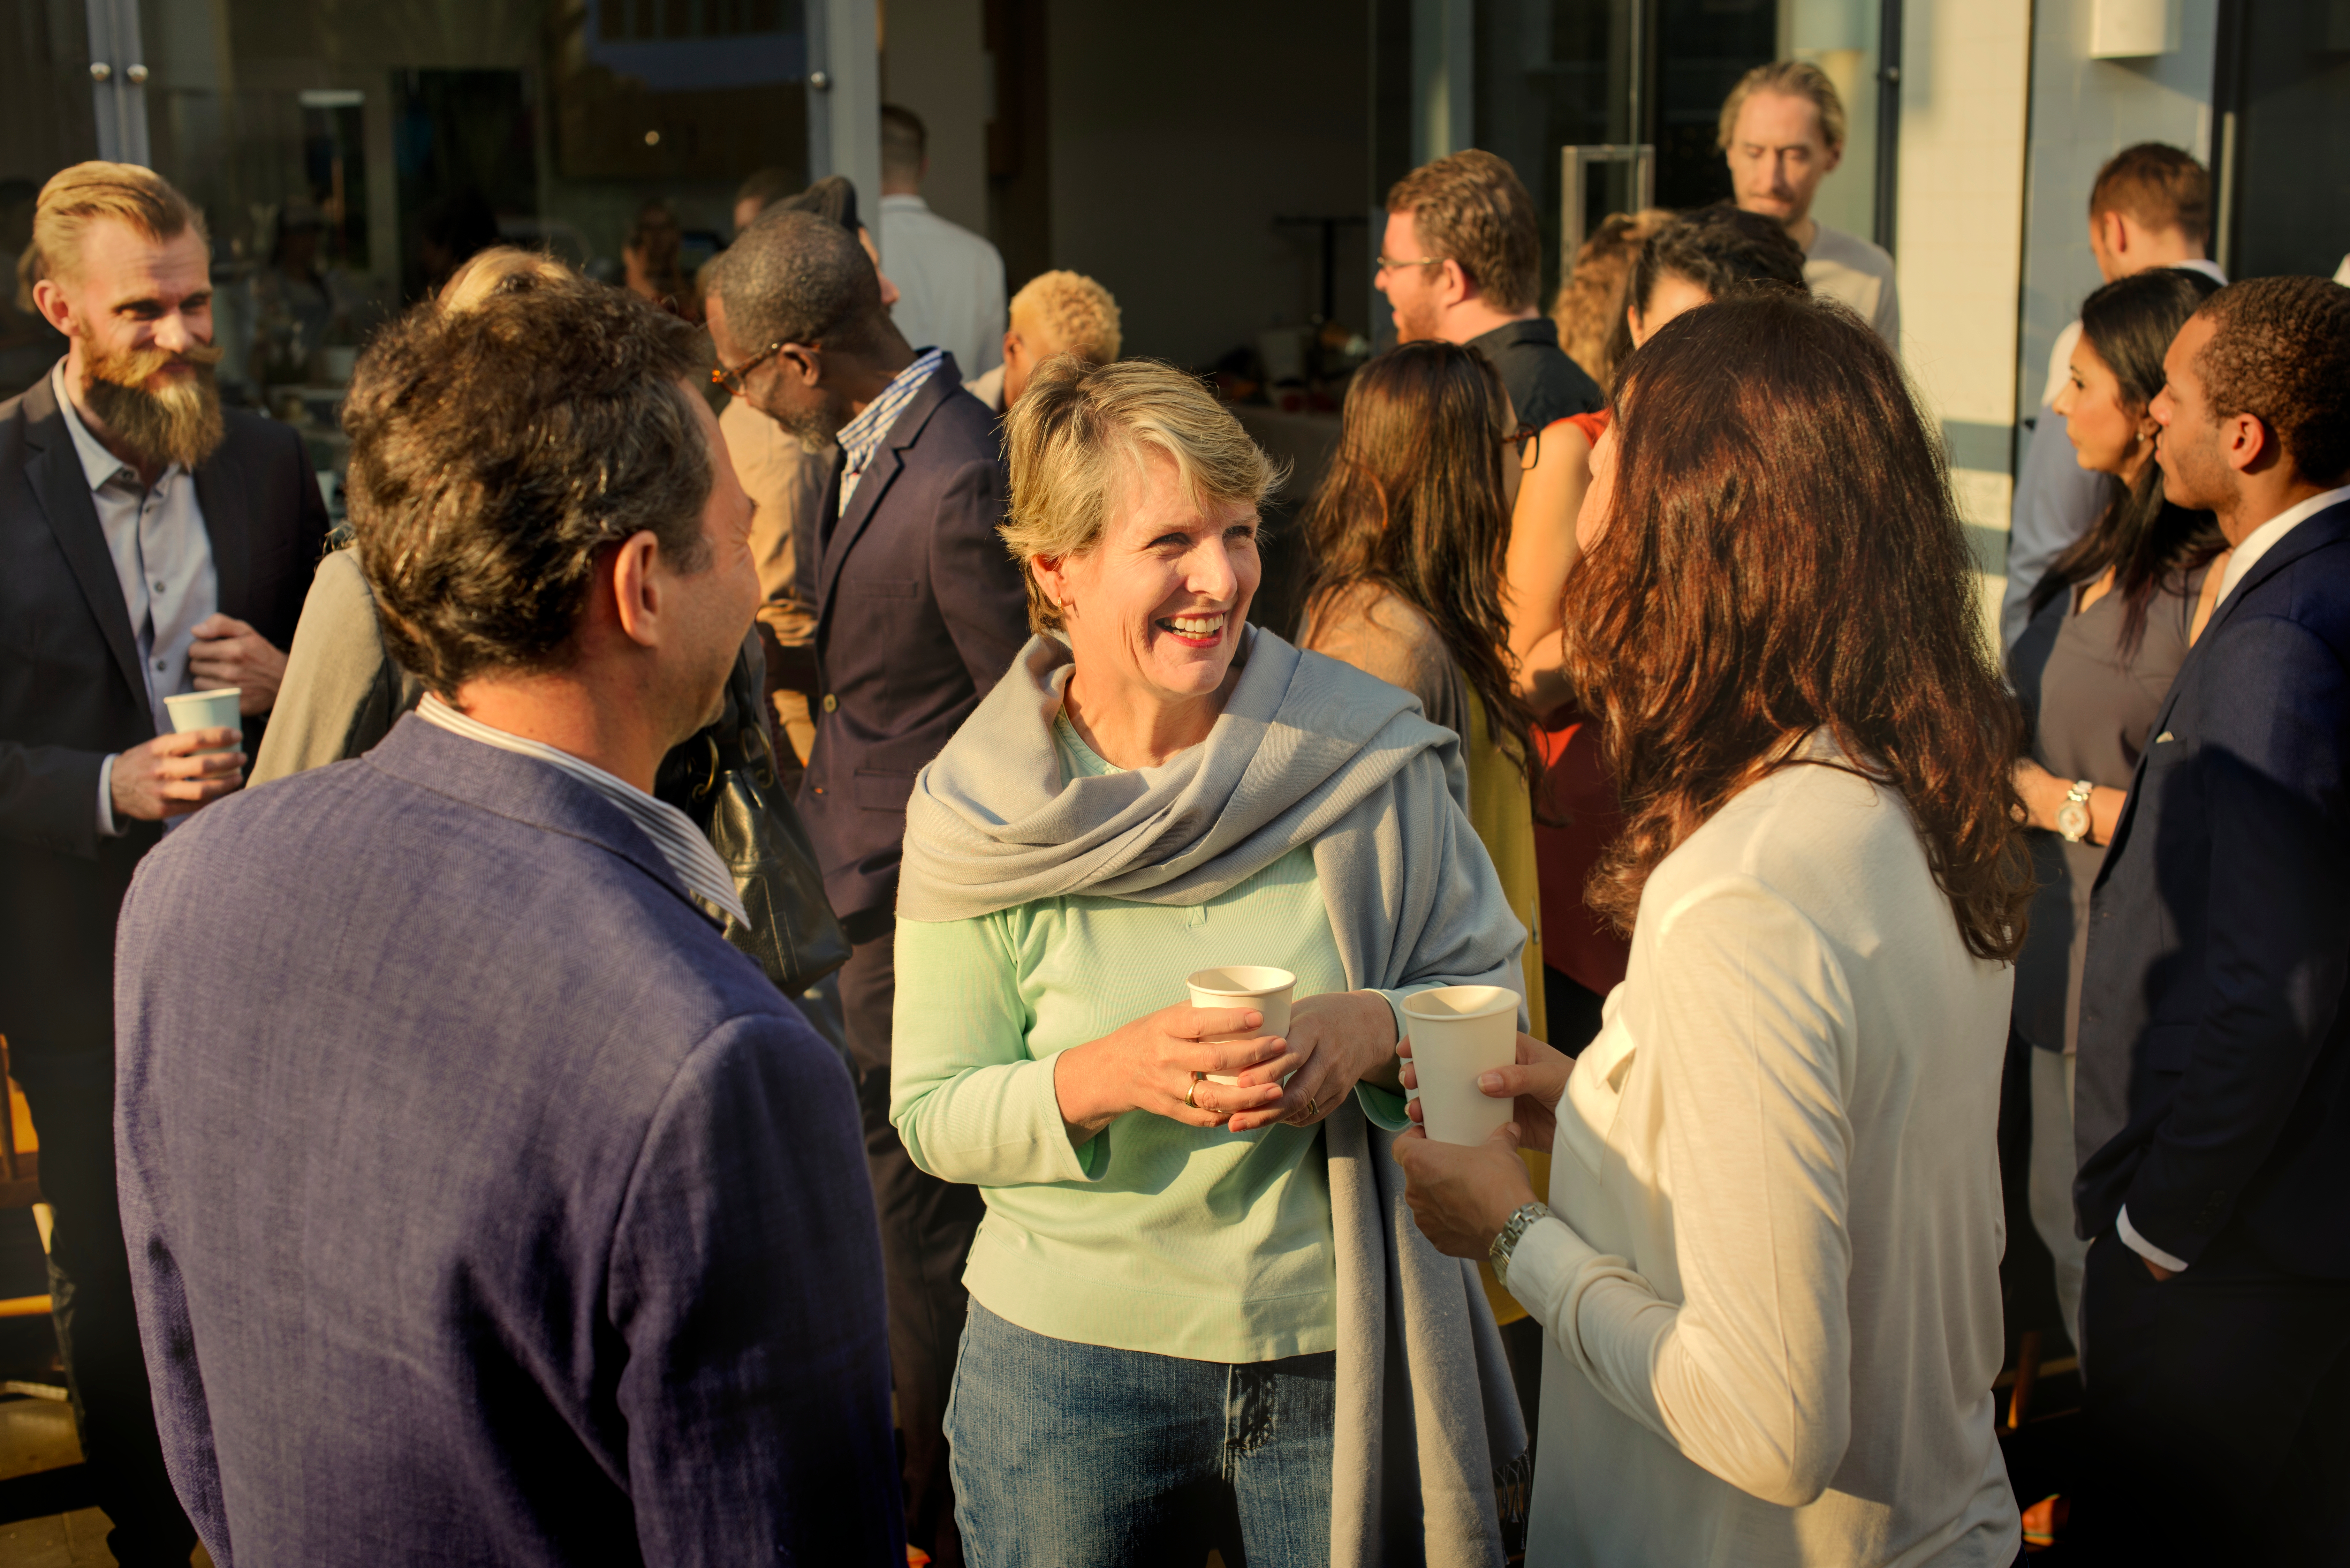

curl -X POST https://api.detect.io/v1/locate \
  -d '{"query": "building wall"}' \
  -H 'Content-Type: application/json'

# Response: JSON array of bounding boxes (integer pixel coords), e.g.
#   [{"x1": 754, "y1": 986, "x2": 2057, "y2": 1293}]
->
[
  {"x1": 1045, "y1": 0, "x2": 1370, "y2": 368},
  {"x1": 2015, "y1": 0, "x2": 2219, "y2": 425},
  {"x1": 881, "y1": 0, "x2": 990, "y2": 235},
  {"x1": 1892, "y1": 0, "x2": 2034, "y2": 633}
]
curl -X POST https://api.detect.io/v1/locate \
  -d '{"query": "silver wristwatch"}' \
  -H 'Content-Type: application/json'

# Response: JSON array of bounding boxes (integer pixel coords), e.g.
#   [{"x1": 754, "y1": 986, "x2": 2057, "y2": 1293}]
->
[
  {"x1": 1490, "y1": 1201, "x2": 1553, "y2": 1294},
  {"x1": 2057, "y1": 778, "x2": 2095, "y2": 843}
]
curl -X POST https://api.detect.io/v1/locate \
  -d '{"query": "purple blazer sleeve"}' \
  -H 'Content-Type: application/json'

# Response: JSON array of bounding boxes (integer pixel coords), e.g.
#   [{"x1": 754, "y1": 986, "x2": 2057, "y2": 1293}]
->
[{"x1": 610, "y1": 1013, "x2": 905, "y2": 1565}]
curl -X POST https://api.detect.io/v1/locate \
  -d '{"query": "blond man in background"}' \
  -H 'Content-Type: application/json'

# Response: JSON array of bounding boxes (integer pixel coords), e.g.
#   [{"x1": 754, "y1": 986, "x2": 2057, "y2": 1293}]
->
[
  {"x1": 964, "y1": 269, "x2": 1122, "y2": 413},
  {"x1": 1722, "y1": 60, "x2": 1900, "y2": 349}
]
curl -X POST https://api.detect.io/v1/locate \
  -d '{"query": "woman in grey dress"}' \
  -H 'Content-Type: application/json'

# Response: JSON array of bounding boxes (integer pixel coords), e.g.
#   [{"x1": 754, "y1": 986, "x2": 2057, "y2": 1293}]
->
[{"x1": 2008, "y1": 266, "x2": 2228, "y2": 1346}]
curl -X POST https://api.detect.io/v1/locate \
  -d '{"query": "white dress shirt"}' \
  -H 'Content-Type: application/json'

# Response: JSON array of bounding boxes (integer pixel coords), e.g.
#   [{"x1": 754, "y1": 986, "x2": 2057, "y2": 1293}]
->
[
  {"x1": 54, "y1": 362, "x2": 218, "y2": 838},
  {"x1": 1510, "y1": 735, "x2": 2019, "y2": 1565},
  {"x1": 878, "y1": 194, "x2": 1006, "y2": 377},
  {"x1": 414, "y1": 695, "x2": 749, "y2": 927}
]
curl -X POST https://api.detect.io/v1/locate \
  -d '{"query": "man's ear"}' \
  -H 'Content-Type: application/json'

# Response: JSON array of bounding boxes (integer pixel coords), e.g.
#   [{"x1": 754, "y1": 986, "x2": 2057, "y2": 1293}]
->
[
  {"x1": 30, "y1": 277, "x2": 76, "y2": 336},
  {"x1": 780, "y1": 342, "x2": 823, "y2": 388},
  {"x1": 1441, "y1": 258, "x2": 1475, "y2": 308},
  {"x1": 2225, "y1": 411, "x2": 2277, "y2": 477},
  {"x1": 604, "y1": 529, "x2": 666, "y2": 649}
]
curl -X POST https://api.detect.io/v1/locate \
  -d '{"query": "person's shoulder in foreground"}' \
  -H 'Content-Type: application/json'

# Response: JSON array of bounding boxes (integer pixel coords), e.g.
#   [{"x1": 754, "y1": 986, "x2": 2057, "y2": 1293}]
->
[{"x1": 113, "y1": 259, "x2": 902, "y2": 1567}]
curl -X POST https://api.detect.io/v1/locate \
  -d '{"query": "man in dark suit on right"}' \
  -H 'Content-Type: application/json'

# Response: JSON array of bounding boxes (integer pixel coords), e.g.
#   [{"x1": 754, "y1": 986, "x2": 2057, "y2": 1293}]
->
[
  {"x1": 2073, "y1": 274, "x2": 2350, "y2": 1560},
  {"x1": 703, "y1": 209, "x2": 1030, "y2": 1568}
]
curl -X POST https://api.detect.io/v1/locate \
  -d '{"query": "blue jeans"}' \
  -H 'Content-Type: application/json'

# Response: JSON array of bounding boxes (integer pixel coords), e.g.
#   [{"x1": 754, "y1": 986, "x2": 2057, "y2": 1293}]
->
[{"x1": 946, "y1": 1299, "x2": 1336, "y2": 1568}]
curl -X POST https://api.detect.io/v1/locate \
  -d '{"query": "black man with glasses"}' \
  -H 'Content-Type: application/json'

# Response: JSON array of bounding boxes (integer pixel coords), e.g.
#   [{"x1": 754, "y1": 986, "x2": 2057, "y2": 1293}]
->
[{"x1": 702, "y1": 207, "x2": 1026, "y2": 1568}]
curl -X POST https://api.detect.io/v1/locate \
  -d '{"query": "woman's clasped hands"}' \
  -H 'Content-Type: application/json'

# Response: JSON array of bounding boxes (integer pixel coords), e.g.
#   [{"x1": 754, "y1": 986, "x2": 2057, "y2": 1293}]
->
[
  {"x1": 1393, "y1": 1031, "x2": 1573, "y2": 1258},
  {"x1": 1053, "y1": 991, "x2": 1405, "y2": 1139}
]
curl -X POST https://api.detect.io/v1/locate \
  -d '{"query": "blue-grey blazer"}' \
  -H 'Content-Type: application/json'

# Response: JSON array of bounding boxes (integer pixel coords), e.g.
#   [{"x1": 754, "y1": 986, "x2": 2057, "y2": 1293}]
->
[
  {"x1": 2073, "y1": 498, "x2": 2350, "y2": 1276},
  {"x1": 114, "y1": 715, "x2": 904, "y2": 1565}
]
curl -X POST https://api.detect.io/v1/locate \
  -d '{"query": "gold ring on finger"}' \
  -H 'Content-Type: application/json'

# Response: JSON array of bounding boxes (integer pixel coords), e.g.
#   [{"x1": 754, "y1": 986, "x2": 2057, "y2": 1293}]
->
[{"x1": 1186, "y1": 1074, "x2": 1202, "y2": 1110}]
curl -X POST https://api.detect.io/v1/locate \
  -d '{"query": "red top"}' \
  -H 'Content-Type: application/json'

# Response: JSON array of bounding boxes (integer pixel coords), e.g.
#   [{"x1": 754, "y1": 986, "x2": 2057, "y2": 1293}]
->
[{"x1": 1533, "y1": 410, "x2": 1631, "y2": 996}]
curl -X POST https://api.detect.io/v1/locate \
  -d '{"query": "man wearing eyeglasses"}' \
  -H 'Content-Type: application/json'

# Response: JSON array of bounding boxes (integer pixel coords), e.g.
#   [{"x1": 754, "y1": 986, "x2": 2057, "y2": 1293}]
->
[
  {"x1": 1376, "y1": 149, "x2": 1603, "y2": 430},
  {"x1": 702, "y1": 208, "x2": 1026, "y2": 1568}
]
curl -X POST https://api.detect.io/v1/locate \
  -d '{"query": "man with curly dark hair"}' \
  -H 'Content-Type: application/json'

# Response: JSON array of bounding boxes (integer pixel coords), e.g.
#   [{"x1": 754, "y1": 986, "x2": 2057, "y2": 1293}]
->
[
  {"x1": 112, "y1": 276, "x2": 905, "y2": 1565},
  {"x1": 2072, "y1": 273, "x2": 2350, "y2": 1560}
]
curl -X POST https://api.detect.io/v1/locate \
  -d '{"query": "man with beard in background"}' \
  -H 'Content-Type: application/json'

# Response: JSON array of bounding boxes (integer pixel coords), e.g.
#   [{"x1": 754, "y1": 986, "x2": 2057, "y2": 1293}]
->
[{"x1": 0, "y1": 162, "x2": 324, "y2": 1565}]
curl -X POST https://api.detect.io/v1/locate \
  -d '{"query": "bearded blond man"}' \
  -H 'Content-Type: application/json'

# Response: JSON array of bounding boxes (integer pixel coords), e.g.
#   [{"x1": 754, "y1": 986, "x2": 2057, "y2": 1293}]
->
[
  {"x1": 964, "y1": 269, "x2": 1122, "y2": 413},
  {"x1": 2, "y1": 160, "x2": 324, "y2": 1566}
]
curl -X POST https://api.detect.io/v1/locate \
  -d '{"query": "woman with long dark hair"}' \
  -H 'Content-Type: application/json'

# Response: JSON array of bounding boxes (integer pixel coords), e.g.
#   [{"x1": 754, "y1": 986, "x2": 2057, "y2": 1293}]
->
[
  {"x1": 2008, "y1": 264, "x2": 2225, "y2": 1347},
  {"x1": 1397, "y1": 289, "x2": 2031, "y2": 1565},
  {"x1": 1298, "y1": 339, "x2": 1555, "y2": 1429},
  {"x1": 1300, "y1": 341, "x2": 1545, "y2": 1029}
]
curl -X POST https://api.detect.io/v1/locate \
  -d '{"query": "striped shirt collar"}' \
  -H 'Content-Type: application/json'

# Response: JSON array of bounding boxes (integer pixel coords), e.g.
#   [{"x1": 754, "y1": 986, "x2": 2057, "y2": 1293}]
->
[
  {"x1": 837, "y1": 346, "x2": 944, "y2": 515},
  {"x1": 415, "y1": 694, "x2": 750, "y2": 928}
]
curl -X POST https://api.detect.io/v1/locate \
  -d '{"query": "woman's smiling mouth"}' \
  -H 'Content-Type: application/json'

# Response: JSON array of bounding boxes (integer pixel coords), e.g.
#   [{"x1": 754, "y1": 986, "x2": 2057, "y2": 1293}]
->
[{"x1": 1157, "y1": 612, "x2": 1228, "y2": 647}]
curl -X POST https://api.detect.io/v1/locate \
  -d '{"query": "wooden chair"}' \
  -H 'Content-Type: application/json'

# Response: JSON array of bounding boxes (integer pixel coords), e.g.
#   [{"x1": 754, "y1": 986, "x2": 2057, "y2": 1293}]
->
[{"x1": 0, "y1": 1036, "x2": 51, "y2": 1320}]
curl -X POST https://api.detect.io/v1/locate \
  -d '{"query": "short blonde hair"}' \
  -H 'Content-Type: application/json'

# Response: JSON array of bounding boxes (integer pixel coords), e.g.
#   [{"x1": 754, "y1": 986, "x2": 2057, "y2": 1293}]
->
[
  {"x1": 1000, "y1": 358, "x2": 1284, "y2": 634},
  {"x1": 1717, "y1": 60, "x2": 1847, "y2": 154},
  {"x1": 436, "y1": 245, "x2": 578, "y2": 313},
  {"x1": 1010, "y1": 269, "x2": 1122, "y2": 365},
  {"x1": 32, "y1": 162, "x2": 208, "y2": 289}
]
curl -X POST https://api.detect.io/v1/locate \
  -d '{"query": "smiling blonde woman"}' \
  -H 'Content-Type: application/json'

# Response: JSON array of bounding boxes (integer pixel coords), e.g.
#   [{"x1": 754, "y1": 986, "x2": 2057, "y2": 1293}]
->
[{"x1": 891, "y1": 357, "x2": 1530, "y2": 1567}]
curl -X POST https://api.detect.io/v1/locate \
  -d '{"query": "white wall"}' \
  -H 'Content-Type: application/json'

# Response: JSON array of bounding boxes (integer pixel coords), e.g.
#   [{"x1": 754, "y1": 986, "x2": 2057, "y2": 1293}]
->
[
  {"x1": 2015, "y1": 0, "x2": 2218, "y2": 424},
  {"x1": 1893, "y1": 0, "x2": 2034, "y2": 635},
  {"x1": 882, "y1": 0, "x2": 990, "y2": 235}
]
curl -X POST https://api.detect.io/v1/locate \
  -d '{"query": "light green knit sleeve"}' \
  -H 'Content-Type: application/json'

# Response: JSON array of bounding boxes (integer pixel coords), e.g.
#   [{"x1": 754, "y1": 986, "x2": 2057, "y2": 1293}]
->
[{"x1": 889, "y1": 914, "x2": 1103, "y2": 1187}]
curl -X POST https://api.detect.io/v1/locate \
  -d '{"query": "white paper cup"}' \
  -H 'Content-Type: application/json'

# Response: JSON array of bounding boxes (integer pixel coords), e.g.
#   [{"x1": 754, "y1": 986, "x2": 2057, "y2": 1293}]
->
[
  {"x1": 1186, "y1": 965, "x2": 1295, "y2": 1086},
  {"x1": 163, "y1": 688, "x2": 244, "y2": 754},
  {"x1": 1403, "y1": 985, "x2": 1520, "y2": 1146}
]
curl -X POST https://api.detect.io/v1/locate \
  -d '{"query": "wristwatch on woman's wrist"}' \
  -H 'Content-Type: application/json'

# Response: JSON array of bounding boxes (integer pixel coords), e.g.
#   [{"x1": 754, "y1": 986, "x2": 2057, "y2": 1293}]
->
[
  {"x1": 2057, "y1": 779, "x2": 2095, "y2": 844},
  {"x1": 1490, "y1": 1201, "x2": 1553, "y2": 1294}
]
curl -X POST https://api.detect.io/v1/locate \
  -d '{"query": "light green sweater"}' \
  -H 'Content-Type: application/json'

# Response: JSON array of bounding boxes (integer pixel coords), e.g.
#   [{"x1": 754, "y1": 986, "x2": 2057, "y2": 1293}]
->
[{"x1": 891, "y1": 720, "x2": 1412, "y2": 1363}]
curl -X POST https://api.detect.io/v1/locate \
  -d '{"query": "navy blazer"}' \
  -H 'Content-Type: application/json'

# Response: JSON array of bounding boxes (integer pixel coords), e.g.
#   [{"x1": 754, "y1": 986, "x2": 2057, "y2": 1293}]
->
[
  {"x1": 0, "y1": 372, "x2": 325, "y2": 1070},
  {"x1": 2073, "y1": 497, "x2": 2350, "y2": 1276},
  {"x1": 114, "y1": 717, "x2": 904, "y2": 1565},
  {"x1": 798, "y1": 354, "x2": 1029, "y2": 929}
]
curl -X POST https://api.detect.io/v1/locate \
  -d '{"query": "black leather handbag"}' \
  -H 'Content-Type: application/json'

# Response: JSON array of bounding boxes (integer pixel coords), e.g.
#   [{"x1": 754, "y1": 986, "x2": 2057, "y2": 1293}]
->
[{"x1": 657, "y1": 643, "x2": 851, "y2": 998}]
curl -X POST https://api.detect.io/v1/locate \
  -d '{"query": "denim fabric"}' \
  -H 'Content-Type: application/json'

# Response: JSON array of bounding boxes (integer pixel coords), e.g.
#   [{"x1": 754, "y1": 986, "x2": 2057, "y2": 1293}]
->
[{"x1": 948, "y1": 1300, "x2": 1335, "y2": 1568}]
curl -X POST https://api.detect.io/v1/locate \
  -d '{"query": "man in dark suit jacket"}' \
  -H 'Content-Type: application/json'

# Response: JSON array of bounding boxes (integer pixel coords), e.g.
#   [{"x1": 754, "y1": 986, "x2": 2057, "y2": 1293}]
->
[
  {"x1": 115, "y1": 264, "x2": 902, "y2": 1564},
  {"x1": 2, "y1": 163, "x2": 322, "y2": 1565},
  {"x1": 706, "y1": 210, "x2": 1028, "y2": 1568},
  {"x1": 2072, "y1": 275, "x2": 2350, "y2": 1560}
]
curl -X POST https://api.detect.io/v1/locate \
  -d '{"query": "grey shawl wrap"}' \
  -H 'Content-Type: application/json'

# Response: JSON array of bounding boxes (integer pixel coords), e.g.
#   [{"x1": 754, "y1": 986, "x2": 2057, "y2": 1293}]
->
[{"x1": 900, "y1": 629, "x2": 1529, "y2": 1566}]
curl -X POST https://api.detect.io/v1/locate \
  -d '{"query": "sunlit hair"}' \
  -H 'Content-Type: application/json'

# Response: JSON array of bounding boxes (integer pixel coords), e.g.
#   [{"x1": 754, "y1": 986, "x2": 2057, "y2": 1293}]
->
[
  {"x1": 1717, "y1": 59, "x2": 1847, "y2": 152},
  {"x1": 2088, "y1": 143, "x2": 2210, "y2": 247},
  {"x1": 1385, "y1": 149, "x2": 1541, "y2": 316},
  {"x1": 2193, "y1": 274, "x2": 2350, "y2": 488},
  {"x1": 32, "y1": 162, "x2": 208, "y2": 289},
  {"x1": 1550, "y1": 208, "x2": 1671, "y2": 393},
  {"x1": 1559, "y1": 290, "x2": 2031, "y2": 961},
  {"x1": 1301, "y1": 341, "x2": 1540, "y2": 781},
  {"x1": 2027, "y1": 267, "x2": 2225, "y2": 654},
  {"x1": 344, "y1": 272, "x2": 712, "y2": 693},
  {"x1": 1011, "y1": 270, "x2": 1123, "y2": 366},
  {"x1": 1000, "y1": 358, "x2": 1284, "y2": 635},
  {"x1": 435, "y1": 245, "x2": 575, "y2": 313}
]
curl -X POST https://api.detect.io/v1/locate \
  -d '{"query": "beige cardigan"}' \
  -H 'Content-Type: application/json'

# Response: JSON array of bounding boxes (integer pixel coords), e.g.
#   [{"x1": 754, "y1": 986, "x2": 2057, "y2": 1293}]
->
[{"x1": 1511, "y1": 740, "x2": 2021, "y2": 1566}]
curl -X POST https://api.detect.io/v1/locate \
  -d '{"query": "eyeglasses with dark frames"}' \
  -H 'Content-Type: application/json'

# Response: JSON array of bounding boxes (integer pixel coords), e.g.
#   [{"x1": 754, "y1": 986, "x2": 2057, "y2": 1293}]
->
[
  {"x1": 711, "y1": 341, "x2": 785, "y2": 398},
  {"x1": 1374, "y1": 254, "x2": 1449, "y2": 276},
  {"x1": 1501, "y1": 423, "x2": 1542, "y2": 471}
]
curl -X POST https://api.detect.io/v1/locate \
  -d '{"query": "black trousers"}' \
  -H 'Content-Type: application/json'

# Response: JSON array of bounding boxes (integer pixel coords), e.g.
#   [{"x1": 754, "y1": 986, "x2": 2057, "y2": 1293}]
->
[
  {"x1": 2077, "y1": 1225, "x2": 2350, "y2": 1563},
  {"x1": 13, "y1": 1055, "x2": 196, "y2": 1566},
  {"x1": 841, "y1": 930, "x2": 986, "y2": 1568}
]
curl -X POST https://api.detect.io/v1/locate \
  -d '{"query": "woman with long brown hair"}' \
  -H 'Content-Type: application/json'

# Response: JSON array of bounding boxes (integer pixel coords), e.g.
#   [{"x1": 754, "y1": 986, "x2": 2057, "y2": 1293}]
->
[
  {"x1": 1298, "y1": 339, "x2": 1555, "y2": 1431},
  {"x1": 1398, "y1": 289, "x2": 2031, "y2": 1566},
  {"x1": 1300, "y1": 340, "x2": 1545, "y2": 1031}
]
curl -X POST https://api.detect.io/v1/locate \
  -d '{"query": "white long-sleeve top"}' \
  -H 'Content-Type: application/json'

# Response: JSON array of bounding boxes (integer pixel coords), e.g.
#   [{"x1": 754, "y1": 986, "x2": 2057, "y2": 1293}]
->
[{"x1": 1511, "y1": 738, "x2": 2021, "y2": 1567}]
